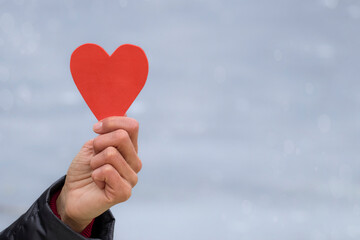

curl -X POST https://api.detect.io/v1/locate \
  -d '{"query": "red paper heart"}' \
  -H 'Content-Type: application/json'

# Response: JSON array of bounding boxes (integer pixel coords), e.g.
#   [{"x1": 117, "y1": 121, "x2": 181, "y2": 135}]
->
[{"x1": 70, "y1": 43, "x2": 149, "y2": 120}]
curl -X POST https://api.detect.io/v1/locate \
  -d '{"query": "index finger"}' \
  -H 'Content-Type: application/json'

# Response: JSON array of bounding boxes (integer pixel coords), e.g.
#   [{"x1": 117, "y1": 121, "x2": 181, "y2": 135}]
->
[{"x1": 93, "y1": 116, "x2": 139, "y2": 152}]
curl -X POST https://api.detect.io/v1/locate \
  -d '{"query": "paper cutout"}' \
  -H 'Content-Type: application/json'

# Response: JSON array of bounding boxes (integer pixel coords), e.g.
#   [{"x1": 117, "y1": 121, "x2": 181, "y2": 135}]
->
[{"x1": 70, "y1": 43, "x2": 149, "y2": 120}]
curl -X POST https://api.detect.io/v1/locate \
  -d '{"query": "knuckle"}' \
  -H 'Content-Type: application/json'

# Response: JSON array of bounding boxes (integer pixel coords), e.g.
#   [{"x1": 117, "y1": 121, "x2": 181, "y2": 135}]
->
[
  {"x1": 113, "y1": 129, "x2": 129, "y2": 142},
  {"x1": 102, "y1": 164, "x2": 114, "y2": 175},
  {"x1": 104, "y1": 147, "x2": 118, "y2": 159},
  {"x1": 102, "y1": 117, "x2": 116, "y2": 130}
]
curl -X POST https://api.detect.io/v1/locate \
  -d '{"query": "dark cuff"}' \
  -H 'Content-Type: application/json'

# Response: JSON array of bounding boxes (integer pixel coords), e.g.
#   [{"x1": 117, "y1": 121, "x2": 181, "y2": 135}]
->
[
  {"x1": 49, "y1": 190, "x2": 95, "y2": 238},
  {"x1": 0, "y1": 176, "x2": 115, "y2": 240},
  {"x1": 45, "y1": 176, "x2": 116, "y2": 240}
]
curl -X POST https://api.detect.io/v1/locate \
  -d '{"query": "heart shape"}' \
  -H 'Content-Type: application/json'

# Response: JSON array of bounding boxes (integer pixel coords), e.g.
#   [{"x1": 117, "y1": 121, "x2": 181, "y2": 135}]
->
[{"x1": 70, "y1": 43, "x2": 149, "y2": 120}]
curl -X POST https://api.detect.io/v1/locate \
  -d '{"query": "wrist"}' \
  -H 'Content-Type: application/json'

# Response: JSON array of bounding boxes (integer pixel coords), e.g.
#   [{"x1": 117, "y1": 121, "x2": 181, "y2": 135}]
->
[{"x1": 56, "y1": 188, "x2": 92, "y2": 233}]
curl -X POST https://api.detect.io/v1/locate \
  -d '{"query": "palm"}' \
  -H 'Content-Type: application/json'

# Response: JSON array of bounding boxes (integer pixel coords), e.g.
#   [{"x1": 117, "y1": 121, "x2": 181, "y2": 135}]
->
[{"x1": 63, "y1": 140, "x2": 110, "y2": 222}]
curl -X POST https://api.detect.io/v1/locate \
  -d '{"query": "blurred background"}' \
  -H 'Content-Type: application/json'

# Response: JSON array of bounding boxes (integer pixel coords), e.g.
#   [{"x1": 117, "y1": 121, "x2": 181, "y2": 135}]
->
[{"x1": 1, "y1": 0, "x2": 360, "y2": 239}]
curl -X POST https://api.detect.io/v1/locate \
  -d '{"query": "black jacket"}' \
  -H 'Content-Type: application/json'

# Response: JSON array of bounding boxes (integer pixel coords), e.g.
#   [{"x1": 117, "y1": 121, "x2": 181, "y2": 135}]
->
[{"x1": 0, "y1": 176, "x2": 115, "y2": 240}]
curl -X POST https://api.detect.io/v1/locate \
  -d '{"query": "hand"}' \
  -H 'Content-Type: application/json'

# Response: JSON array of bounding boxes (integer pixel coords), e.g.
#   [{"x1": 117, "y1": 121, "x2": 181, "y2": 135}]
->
[{"x1": 56, "y1": 116, "x2": 142, "y2": 232}]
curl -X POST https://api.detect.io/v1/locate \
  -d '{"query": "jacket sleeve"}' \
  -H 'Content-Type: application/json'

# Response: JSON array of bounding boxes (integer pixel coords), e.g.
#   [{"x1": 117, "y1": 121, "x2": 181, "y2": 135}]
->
[{"x1": 0, "y1": 176, "x2": 115, "y2": 240}]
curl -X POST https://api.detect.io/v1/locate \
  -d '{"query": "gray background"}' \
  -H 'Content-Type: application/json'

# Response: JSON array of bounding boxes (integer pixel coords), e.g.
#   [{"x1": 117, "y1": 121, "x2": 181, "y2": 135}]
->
[{"x1": 1, "y1": 0, "x2": 360, "y2": 239}]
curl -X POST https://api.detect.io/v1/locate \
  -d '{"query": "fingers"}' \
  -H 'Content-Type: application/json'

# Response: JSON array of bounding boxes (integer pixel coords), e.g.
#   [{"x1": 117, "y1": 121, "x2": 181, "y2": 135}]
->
[
  {"x1": 93, "y1": 116, "x2": 139, "y2": 153},
  {"x1": 90, "y1": 147, "x2": 138, "y2": 187},
  {"x1": 90, "y1": 116, "x2": 141, "y2": 205},
  {"x1": 93, "y1": 129, "x2": 142, "y2": 173},
  {"x1": 91, "y1": 163, "x2": 132, "y2": 203}
]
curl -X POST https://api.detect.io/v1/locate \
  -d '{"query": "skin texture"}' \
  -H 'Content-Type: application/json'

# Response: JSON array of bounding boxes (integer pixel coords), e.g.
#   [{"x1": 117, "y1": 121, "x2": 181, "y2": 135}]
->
[{"x1": 56, "y1": 116, "x2": 142, "y2": 232}]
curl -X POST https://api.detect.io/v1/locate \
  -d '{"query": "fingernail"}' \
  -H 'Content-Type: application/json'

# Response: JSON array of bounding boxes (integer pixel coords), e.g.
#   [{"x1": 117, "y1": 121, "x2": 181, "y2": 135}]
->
[{"x1": 93, "y1": 121, "x2": 103, "y2": 131}]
